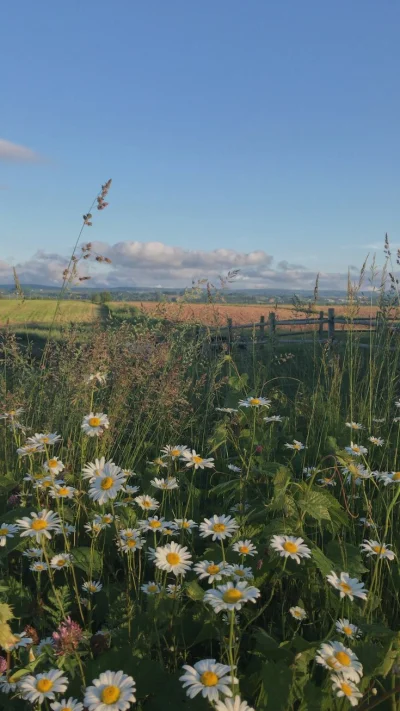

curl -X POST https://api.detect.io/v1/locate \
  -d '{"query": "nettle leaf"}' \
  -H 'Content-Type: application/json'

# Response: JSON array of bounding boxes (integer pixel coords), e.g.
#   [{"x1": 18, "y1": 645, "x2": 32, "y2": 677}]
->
[
  {"x1": 311, "y1": 546, "x2": 335, "y2": 577},
  {"x1": 298, "y1": 490, "x2": 330, "y2": 521},
  {"x1": 260, "y1": 661, "x2": 293, "y2": 710},
  {"x1": 228, "y1": 373, "x2": 249, "y2": 391},
  {"x1": 72, "y1": 546, "x2": 103, "y2": 575},
  {"x1": 185, "y1": 580, "x2": 205, "y2": 601},
  {"x1": 325, "y1": 541, "x2": 367, "y2": 578}
]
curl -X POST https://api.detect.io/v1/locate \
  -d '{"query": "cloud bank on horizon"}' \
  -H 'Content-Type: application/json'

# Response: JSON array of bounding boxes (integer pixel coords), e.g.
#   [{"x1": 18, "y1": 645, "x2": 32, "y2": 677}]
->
[{"x1": 0, "y1": 240, "x2": 361, "y2": 291}]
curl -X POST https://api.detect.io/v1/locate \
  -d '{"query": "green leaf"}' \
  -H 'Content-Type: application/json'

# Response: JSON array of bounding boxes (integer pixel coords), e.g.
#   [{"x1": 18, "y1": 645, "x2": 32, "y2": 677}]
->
[
  {"x1": 209, "y1": 479, "x2": 241, "y2": 497},
  {"x1": 185, "y1": 579, "x2": 205, "y2": 601},
  {"x1": 260, "y1": 661, "x2": 293, "y2": 710},
  {"x1": 311, "y1": 546, "x2": 334, "y2": 576},
  {"x1": 72, "y1": 546, "x2": 102, "y2": 575}
]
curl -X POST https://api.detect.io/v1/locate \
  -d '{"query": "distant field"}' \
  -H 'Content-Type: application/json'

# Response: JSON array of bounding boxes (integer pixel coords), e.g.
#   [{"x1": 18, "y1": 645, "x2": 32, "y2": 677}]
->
[{"x1": 0, "y1": 300, "x2": 100, "y2": 326}]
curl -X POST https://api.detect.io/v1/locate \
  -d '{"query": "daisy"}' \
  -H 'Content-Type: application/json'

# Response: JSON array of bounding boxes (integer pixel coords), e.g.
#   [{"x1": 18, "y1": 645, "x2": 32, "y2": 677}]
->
[
  {"x1": 379, "y1": 471, "x2": 400, "y2": 485},
  {"x1": 155, "y1": 542, "x2": 193, "y2": 577},
  {"x1": 0, "y1": 407, "x2": 24, "y2": 420},
  {"x1": 238, "y1": 396, "x2": 271, "y2": 408},
  {"x1": 83, "y1": 670, "x2": 136, "y2": 711},
  {"x1": 342, "y1": 463, "x2": 371, "y2": 484},
  {"x1": 17, "y1": 442, "x2": 44, "y2": 456},
  {"x1": 82, "y1": 580, "x2": 103, "y2": 594},
  {"x1": 229, "y1": 502, "x2": 250, "y2": 515},
  {"x1": 81, "y1": 412, "x2": 109, "y2": 437},
  {"x1": 0, "y1": 523, "x2": 18, "y2": 547},
  {"x1": 4, "y1": 632, "x2": 32, "y2": 651},
  {"x1": 150, "y1": 477, "x2": 179, "y2": 490},
  {"x1": 29, "y1": 432, "x2": 62, "y2": 446},
  {"x1": 139, "y1": 516, "x2": 169, "y2": 533},
  {"x1": 82, "y1": 457, "x2": 106, "y2": 481},
  {"x1": 232, "y1": 540, "x2": 258, "y2": 557},
  {"x1": 318, "y1": 476, "x2": 336, "y2": 487},
  {"x1": 360, "y1": 540, "x2": 396, "y2": 560},
  {"x1": 141, "y1": 581, "x2": 161, "y2": 595},
  {"x1": 123, "y1": 485, "x2": 140, "y2": 495},
  {"x1": 172, "y1": 518, "x2": 198, "y2": 532},
  {"x1": 373, "y1": 417, "x2": 385, "y2": 423},
  {"x1": 44, "y1": 457, "x2": 65, "y2": 475},
  {"x1": 215, "y1": 697, "x2": 255, "y2": 711},
  {"x1": 0, "y1": 675, "x2": 18, "y2": 693},
  {"x1": 181, "y1": 449, "x2": 215, "y2": 470},
  {"x1": 51, "y1": 484, "x2": 76, "y2": 499},
  {"x1": 227, "y1": 464, "x2": 242, "y2": 474},
  {"x1": 50, "y1": 698, "x2": 84, "y2": 711},
  {"x1": 117, "y1": 534, "x2": 145, "y2": 553},
  {"x1": 336, "y1": 619, "x2": 362, "y2": 639},
  {"x1": 134, "y1": 494, "x2": 159, "y2": 511},
  {"x1": 345, "y1": 422, "x2": 364, "y2": 430},
  {"x1": 180, "y1": 659, "x2": 237, "y2": 701},
  {"x1": 36, "y1": 637, "x2": 55, "y2": 655},
  {"x1": 229, "y1": 564, "x2": 254, "y2": 581},
  {"x1": 84, "y1": 521, "x2": 104, "y2": 536},
  {"x1": 326, "y1": 571, "x2": 368, "y2": 601},
  {"x1": 17, "y1": 509, "x2": 62, "y2": 542},
  {"x1": 30, "y1": 561, "x2": 49, "y2": 572},
  {"x1": 85, "y1": 371, "x2": 107, "y2": 385},
  {"x1": 147, "y1": 457, "x2": 168, "y2": 468},
  {"x1": 270, "y1": 535, "x2": 311, "y2": 564},
  {"x1": 289, "y1": 606, "x2": 307, "y2": 621},
  {"x1": 23, "y1": 547, "x2": 42, "y2": 559},
  {"x1": 94, "y1": 513, "x2": 114, "y2": 527},
  {"x1": 369, "y1": 436, "x2": 384, "y2": 446},
  {"x1": 161, "y1": 526, "x2": 178, "y2": 538},
  {"x1": 19, "y1": 669, "x2": 68, "y2": 704},
  {"x1": 359, "y1": 517, "x2": 376, "y2": 529},
  {"x1": 204, "y1": 580, "x2": 260, "y2": 613},
  {"x1": 161, "y1": 445, "x2": 190, "y2": 459},
  {"x1": 60, "y1": 523, "x2": 75, "y2": 537},
  {"x1": 215, "y1": 407, "x2": 239, "y2": 414},
  {"x1": 166, "y1": 583, "x2": 182, "y2": 598},
  {"x1": 37, "y1": 476, "x2": 62, "y2": 491},
  {"x1": 316, "y1": 642, "x2": 363, "y2": 682},
  {"x1": 345, "y1": 443, "x2": 368, "y2": 456},
  {"x1": 303, "y1": 466, "x2": 318, "y2": 477},
  {"x1": 199, "y1": 514, "x2": 239, "y2": 541},
  {"x1": 284, "y1": 440, "x2": 306, "y2": 452},
  {"x1": 194, "y1": 560, "x2": 231, "y2": 584},
  {"x1": 89, "y1": 468, "x2": 126, "y2": 505},
  {"x1": 331, "y1": 675, "x2": 362, "y2": 707},
  {"x1": 50, "y1": 554, "x2": 73, "y2": 570}
]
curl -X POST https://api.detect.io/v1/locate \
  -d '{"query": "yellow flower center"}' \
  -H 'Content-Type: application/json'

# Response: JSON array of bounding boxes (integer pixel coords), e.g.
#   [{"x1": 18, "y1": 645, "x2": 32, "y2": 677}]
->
[
  {"x1": 31, "y1": 519, "x2": 48, "y2": 531},
  {"x1": 193, "y1": 455, "x2": 203, "y2": 464},
  {"x1": 89, "y1": 417, "x2": 101, "y2": 427},
  {"x1": 9, "y1": 410, "x2": 15, "y2": 416},
  {"x1": 249, "y1": 398, "x2": 260, "y2": 405},
  {"x1": 166, "y1": 552, "x2": 181, "y2": 565},
  {"x1": 393, "y1": 472, "x2": 400, "y2": 481},
  {"x1": 101, "y1": 685, "x2": 121, "y2": 704},
  {"x1": 148, "y1": 584, "x2": 158, "y2": 592},
  {"x1": 182, "y1": 521, "x2": 190, "y2": 528},
  {"x1": 352, "y1": 446, "x2": 360, "y2": 453},
  {"x1": 200, "y1": 671, "x2": 219, "y2": 687},
  {"x1": 372, "y1": 545, "x2": 386, "y2": 554},
  {"x1": 149, "y1": 520, "x2": 161, "y2": 528},
  {"x1": 234, "y1": 569, "x2": 245, "y2": 576},
  {"x1": 171, "y1": 449, "x2": 180, "y2": 457},
  {"x1": 42, "y1": 480, "x2": 52, "y2": 488},
  {"x1": 207, "y1": 564, "x2": 220, "y2": 574},
  {"x1": 335, "y1": 651, "x2": 351, "y2": 666},
  {"x1": 48, "y1": 459, "x2": 58, "y2": 468},
  {"x1": 0, "y1": 528, "x2": 8, "y2": 536},
  {"x1": 293, "y1": 443, "x2": 301, "y2": 450},
  {"x1": 213, "y1": 523, "x2": 226, "y2": 533},
  {"x1": 127, "y1": 540, "x2": 136, "y2": 548},
  {"x1": 58, "y1": 487, "x2": 69, "y2": 496},
  {"x1": 283, "y1": 541, "x2": 298, "y2": 554},
  {"x1": 88, "y1": 585, "x2": 97, "y2": 592},
  {"x1": 100, "y1": 477, "x2": 114, "y2": 490},
  {"x1": 56, "y1": 559, "x2": 66, "y2": 566},
  {"x1": 143, "y1": 500, "x2": 151, "y2": 507},
  {"x1": 339, "y1": 582, "x2": 352, "y2": 594},
  {"x1": 222, "y1": 588, "x2": 243, "y2": 604},
  {"x1": 36, "y1": 678, "x2": 53, "y2": 693},
  {"x1": 293, "y1": 610, "x2": 302, "y2": 617},
  {"x1": 124, "y1": 531, "x2": 133, "y2": 538},
  {"x1": 343, "y1": 626, "x2": 353, "y2": 636},
  {"x1": 341, "y1": 682, "x2": 353, "y2": 697},
  {"x1": 41, "y1": 437, "x2": 50, "y2": 443},
  {"x1": 239, "y1": 545, "x2": 249, "y2": 554}
]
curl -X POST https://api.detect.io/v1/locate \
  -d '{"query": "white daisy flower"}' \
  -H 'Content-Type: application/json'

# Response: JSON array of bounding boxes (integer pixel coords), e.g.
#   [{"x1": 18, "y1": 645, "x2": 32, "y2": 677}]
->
[
  {"x1": 326, "y1": 571, "x2": 368, "y2": 601},
  {"x1": 139, "y1": 516, "x2": 169, "y2": 533},
  {"x1": 172, "y1": 518, "x2": 198, "y2": 532},
  {"x1": 85, "y1": 371, "x2": 107, "y2": 385},
  {"x1": 60, "y1": 523, "x2": 75, "y2": 537},
  {"x1": 44, "y1": 457, "x2": 65, "y2": 475},
  {"x1": 181, "y1": 450, "x2": 215, "y2": 470},
  {"x1": 166, "y1": 583, "x2": 182, "y2": 598},
  {"x1": 395, "y1": 399, "x2": 400, "y2": 408},
  {"x1": 204, "y1": 580, "x2": 260, "y2": 613},
  {"x1": 360, "y1": 540, "x2": 395, "y2": 560},
  {"x1": 394, "y1": 417, "x2": 400, "y2": 423},
  {"x1": 36, "y1": 637, "x2": 55, "y2": 655},
  {"x1": 23, "y1": 547, "x2": 42, "y2": 558},
  {"x1": 117, "y1": 533, "x2": 145, "y2": 553},
  {"x1": 155, "y1": 542, "x2": 193, "y2": 577},
  {"x1": 89, "y1": 466, "x2": 126, "y2": 505},
  {"x1": 82, "y1": 457, "x2": 107, "y2": 481},
  {"x1": 303, "y1": 466, "x2": 318, "y2": 477},
  {"x1": 199, "y1": 515, "x2": 239, "y2": 541},
  {"x1": 330, "y1": 675, "x2": 362, "y2": 707},
  {"x1": 150, "y1": 477, "x2": 179, "y2": 490},
  {"x1": 17, "y1": 442, "x2": 45, "y2": 456},
  {"x1": 215, "y1": 696, "x2": 255, "y2": 711},
  {"x1": 36, "y1": 476, "x2": 62, "y2": 491},
  {"x1": 342, "y1": 463, "x2": 371, "y2": 484},
  {"x1": 19, "y1": 669, "x2": 68, "y2": 704},
  {"x1": 161, "y1": 445, "x2": 190, "y2": 459},
  {"x1": 0, "y1": 523, "x2": 18, "y2": 546},
  {"x1": 141, "y1": 581, "x2": 161, "y2": 595},
  {"x1": 379, "y1": 471, "x2": 400, "y2": 485},
  {"x1": 29, "y1": 432, "x2": 61, "y2": 446},
  {"x1": 368, "y1": 436, "x2": 384, "y2": 446},
  {"x1": 372, "y1": 417, "x2": 385, "y2": 423},
  {"x1": 284, "y1": 440, "x2": 306, "y2": 451},
  {"x1": 359, "y1": 517, "x2": 376, "y2": 529},
  {"x1": 123, "y1": 485, "x2": 140, "y2": 495},
  {"x1": 30, "y1": 561, "x2": 49, "y2": 573},
  {"x1": 336, "y1": 619, "x2": 362, "y2": 639},
  {"x1": 270, "y1": 535, "x2": 311, "y2": 564},
  {"x1": 229, "y1": 502, "x2": 250, "y2": 515},
  {"x1": 318, "y1": 476, "x2": 336, "y2": 487},
  {"x1": 17, "y1": 509, "x2": 62, "y2": 542},
  {"x1": 51, "y1": 484, "x2": 76, "y2": 499},
  {"x1": 227, "y1": 464, "x2": 242, "y2": 473},
  {"x1": 228, "y1": 564, "x2": 254, "y2": 581},
  {"x1": 50, "y1": 698, "x2": 84, "y2": 711},
  {"x1": 50, "y1": 554, "x2": 73, "y2": 570},
  {"x1": 345, "y1": 442, "x2": 368, "y2": 456},
  {"x1": 180, "y1": 659, "x2": 237, "y2": 701},
  {"x1": 3, "y1": 632, "x2": 32, "y2": 651},
  {"x1": 232, "y1": 540, "x2": 258, "y2": 557},
  {"x1": 82, "y1": 580, "x2": 103, "y2": 594},
  {"x1": 84, "y1": 521, "x2": 104, "y2": 536},
  {"x1": 316, "y1": 642, "x2": 363, "y2": 682},
  {"x1": 215, "y1": 407, "x2": 239, "y2": 414},
  {"x1": 0, "y1": 407, "x2": 24, "y2": 420},
  {"x1": 94, "y1": 513, "x2": 114, "y2": 527},
  {"x1": 147, "y1": 457, "x2": 168, "y2": 468},
  {"x1": 134, "y1": 494, "x2": 159, "y2": 511},
  {"x1": 345, "y1": 422, "x2": 364, "y2": 430},
  {"x1": 289, "y1": 606, "x2": 307, "y2": 621},
  {"x1": 238, "y1": 397, "x2": 271, "y2": 408},
  {"x1": 83, "y1": 670, "x2": 136, "y2": 711},
  {"x1": 81, "y1": 412, "x2": 109, "y2": 437},
  {"x1": 194, "y1": 560, "x2": 231, "y2": 584}
]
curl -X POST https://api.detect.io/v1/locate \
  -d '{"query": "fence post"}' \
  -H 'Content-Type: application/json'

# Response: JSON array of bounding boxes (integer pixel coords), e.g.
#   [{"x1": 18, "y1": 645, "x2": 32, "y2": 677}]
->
[
  {"x1": 269, "y1": 312, "x2": 276, "y2": 336},
  {"x1": 259, "y1": 315, "x2": 265, "y2": 346},
  {"x1": 328, "y1": 308, "x2": 335, "y2": 339},
  {"x1": 227, "y1": 317, "x2": 233, "y2": 353},
  {"x1": 318, "y1": 310, "x2": 324, "y2": 340}
]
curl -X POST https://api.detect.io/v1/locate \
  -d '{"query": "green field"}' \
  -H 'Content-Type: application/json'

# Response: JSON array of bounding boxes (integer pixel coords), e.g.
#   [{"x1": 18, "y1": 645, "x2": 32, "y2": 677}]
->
[{"x1": 0, "y1": 299, "x2": 100, "y2": 325}]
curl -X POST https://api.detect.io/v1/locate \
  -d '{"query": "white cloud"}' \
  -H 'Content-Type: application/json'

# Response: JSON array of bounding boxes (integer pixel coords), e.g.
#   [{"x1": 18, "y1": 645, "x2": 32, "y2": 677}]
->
[
  {"x1": 0, "y1": 139, "x2": 42, "y2": 163},
  {"x1": 0, "y1": 239, "x2": 369, "y2": 291}
]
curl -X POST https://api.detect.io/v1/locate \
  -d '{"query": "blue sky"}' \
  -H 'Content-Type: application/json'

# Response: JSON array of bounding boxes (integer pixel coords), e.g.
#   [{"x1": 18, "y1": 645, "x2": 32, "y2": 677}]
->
[{"x1": 1, "y1": 1, "x2": 399, "y2": 288}]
